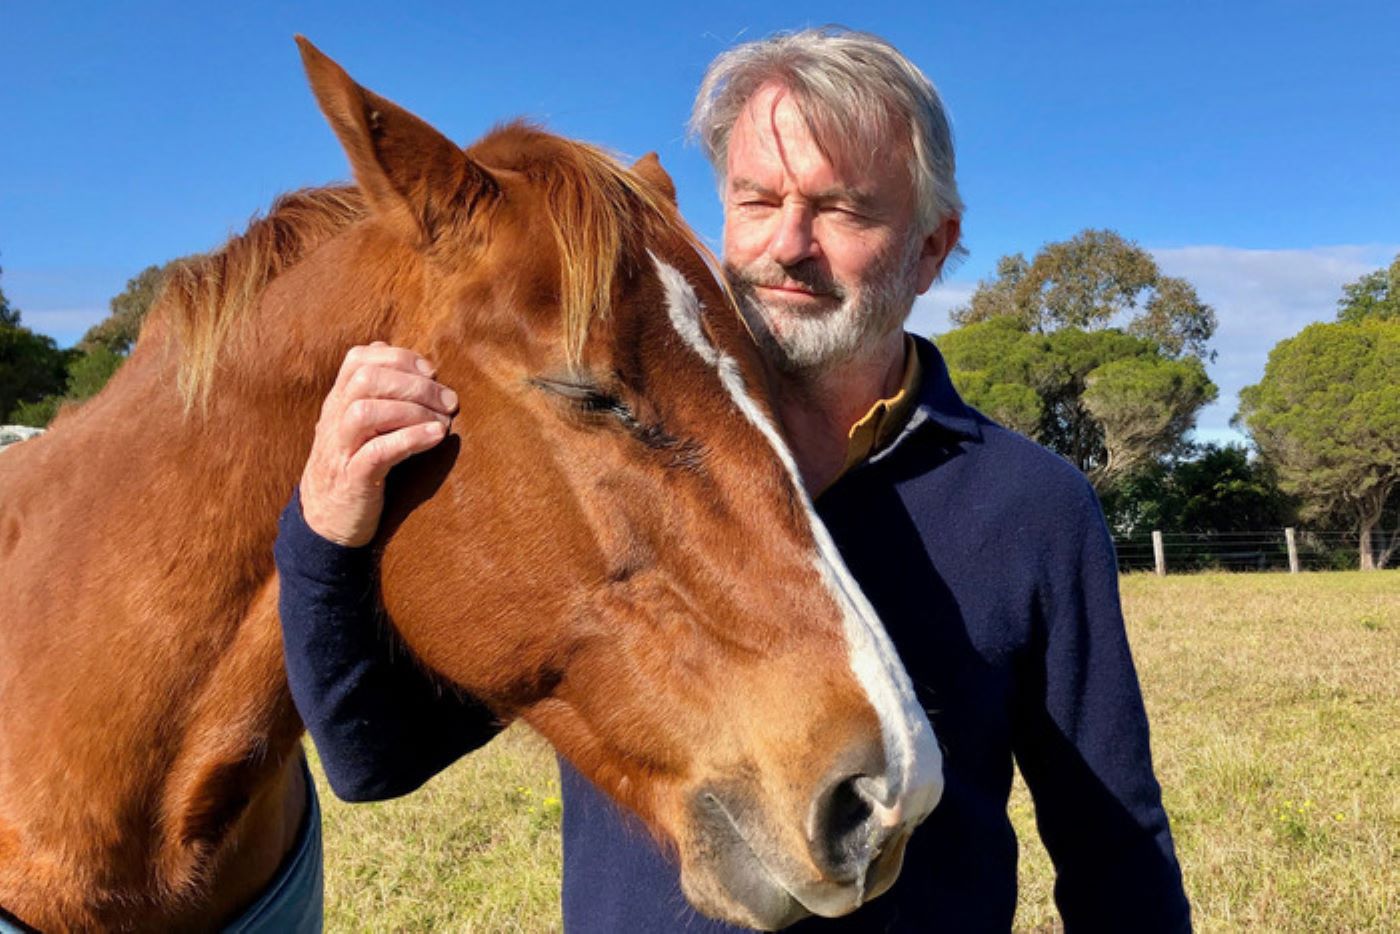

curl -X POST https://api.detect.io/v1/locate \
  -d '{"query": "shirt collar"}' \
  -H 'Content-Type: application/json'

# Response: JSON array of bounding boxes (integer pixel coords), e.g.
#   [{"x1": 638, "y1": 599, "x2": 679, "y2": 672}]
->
[
  {"x1": 840, "y1": 334, "x2": 923, "y2": 474},
  {"x1": 867, "y1": 332, "x2": 983, "y2": 464}
]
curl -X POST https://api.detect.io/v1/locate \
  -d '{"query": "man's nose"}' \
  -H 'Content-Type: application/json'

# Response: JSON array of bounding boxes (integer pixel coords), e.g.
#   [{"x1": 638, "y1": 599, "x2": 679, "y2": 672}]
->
[{"x1": 768, "y1": 203, "x2": 819, "y2": 268}]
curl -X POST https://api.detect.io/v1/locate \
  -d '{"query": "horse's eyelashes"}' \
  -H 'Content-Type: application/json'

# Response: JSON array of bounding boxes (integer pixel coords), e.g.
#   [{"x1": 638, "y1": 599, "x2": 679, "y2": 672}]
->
[
  {"x1": 530, "y1": 375, "x2": 696, "y2": 462},
  {"x1": 580, "y1": 391, "x2": 629, "y2": 418},
  {"x1": 532, "y1": 376, "x2": 634, "y2": 424},
  {"x1": 551, "y1": 384, "x2": 628, "y2": 419},
  {"x1": 529, "y1": 375, "x2": 700, "y2": 464},
  {"x1": 529, "y1": 375, "x2": 606, "y2": 403}
]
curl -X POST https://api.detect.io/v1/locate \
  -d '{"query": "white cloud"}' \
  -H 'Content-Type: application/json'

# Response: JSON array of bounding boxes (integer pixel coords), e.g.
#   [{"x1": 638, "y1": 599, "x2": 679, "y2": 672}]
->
[{"x1": 1152, "y1": 244, "x2": 1399, "y2": 444}]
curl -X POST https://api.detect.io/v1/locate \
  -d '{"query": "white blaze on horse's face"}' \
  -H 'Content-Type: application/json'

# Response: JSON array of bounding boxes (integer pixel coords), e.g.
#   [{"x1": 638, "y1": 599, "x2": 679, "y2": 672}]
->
[
  {"x1": 652, "y1": 253, "x2": 943, "y2": 920},
  {"x1": 294, "y1": 39, "x2": 941, "y2": 925}
]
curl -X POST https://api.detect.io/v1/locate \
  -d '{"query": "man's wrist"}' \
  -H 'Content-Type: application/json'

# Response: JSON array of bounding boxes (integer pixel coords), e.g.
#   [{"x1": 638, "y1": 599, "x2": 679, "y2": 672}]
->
[{"x1": 276, "y1": 487, "x2": 378, "y2": 585}]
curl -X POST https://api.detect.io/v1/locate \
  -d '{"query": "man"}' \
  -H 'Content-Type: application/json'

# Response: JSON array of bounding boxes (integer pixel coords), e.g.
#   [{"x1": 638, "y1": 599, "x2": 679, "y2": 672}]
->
[{"x1": 277, "y1": 27, "x2": 1191, "y2": 931}]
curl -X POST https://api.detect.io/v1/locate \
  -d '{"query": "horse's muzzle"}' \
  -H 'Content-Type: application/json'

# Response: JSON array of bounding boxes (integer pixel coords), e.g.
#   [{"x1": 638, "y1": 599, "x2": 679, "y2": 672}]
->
[{"x1": 680, "y1": 768, "x2": 922, "y2": 930}]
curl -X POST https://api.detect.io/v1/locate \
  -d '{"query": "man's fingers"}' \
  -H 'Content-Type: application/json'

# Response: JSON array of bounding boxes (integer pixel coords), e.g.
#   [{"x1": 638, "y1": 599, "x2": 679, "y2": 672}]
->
[
  {"x1": 299, "y1": 344, "x2": 452, "y2": 546},
  {"x1": 337, "y1": 399, "x2": 453, "y2": 450},
  {"x1": 331, "y1": 344, "x2": 438, "y2": 397},
  {"x1": 343, "y1": 366, "x2": 459, "y2": 417},
  {"x1": 350, "y1": 421, "x2": 450, "y2": 483}
]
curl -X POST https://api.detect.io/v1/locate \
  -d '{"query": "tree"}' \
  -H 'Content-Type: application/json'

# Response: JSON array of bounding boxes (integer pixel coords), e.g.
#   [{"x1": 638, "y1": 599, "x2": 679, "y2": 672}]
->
[
  {"x1": 1169, "y1": 446, "x2": 1296, "y2": 533},
  {"x1": 64, "y1": 344, "x2": 126, "y2": 400},
  {"x1": 1101, "y1": 444, "x2": 1296, "y2": 537},
  {"x1": 1336, "y1": 253, "x2": 1399, "y2": 323},
  {"x1": 8, "y1": 344, "x2": 126, "y2": 427},
  {"x1": 0, "y1": 262, "x2": 19, "y2": 328},
  {"x1": 7, "y1": 260, "x2": 178, "y2": 427},
  {"x1": 1, "y1": 263, "x2": 75, "y2": 421},
  {"x1": 1, "y1": 324, "x2": 73, "y2": 423},
  {"x1": 1083, "y1": 355, "x2": 1217, "y2": 481},
  {"x1": 79, "y1": 262, "x2": 172, "y2": 354},
  {"x1": 952, "y1": 229, "x2": 1217, "y2": 360},
  {"x1": 7, "y1": 393, "x2": 63, "y2": 428},
  {"x1": 1238, "y1": 318, "x2": 1400, "y2": 569},
  {"x1": 940, "y1": 231, "x2": 1218, "y2": 492},
  {"x1": 953, "y1": 253, "x2": 1030, "y2": 331}
]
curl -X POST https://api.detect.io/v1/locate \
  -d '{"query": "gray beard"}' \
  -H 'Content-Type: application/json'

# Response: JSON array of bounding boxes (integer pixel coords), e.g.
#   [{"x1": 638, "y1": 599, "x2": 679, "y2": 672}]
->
[{"x1": 728, "y1": 235, "x2": 922, "y2": 376}]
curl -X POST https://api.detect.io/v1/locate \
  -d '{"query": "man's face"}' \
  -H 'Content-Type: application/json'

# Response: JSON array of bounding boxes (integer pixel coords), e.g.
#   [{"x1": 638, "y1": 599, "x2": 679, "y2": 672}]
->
[{"x1": 721, "y1": 83, "x2": 951, "y2": 375}]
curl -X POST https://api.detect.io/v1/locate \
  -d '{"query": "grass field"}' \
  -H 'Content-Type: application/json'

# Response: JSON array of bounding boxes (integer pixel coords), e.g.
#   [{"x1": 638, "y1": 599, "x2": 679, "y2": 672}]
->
[{"x1": 312, "y1": 571, "x2": 1399, "y2": 932}]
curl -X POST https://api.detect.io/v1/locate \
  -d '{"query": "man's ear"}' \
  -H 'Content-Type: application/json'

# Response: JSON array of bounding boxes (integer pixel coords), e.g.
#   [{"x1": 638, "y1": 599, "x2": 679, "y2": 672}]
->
[
  {"x1": 916, "y1": 216, "x2": 962, "y2": 294},
  {"x1": 296, "y1": 36, "x2": 498, "y2": 246},
  {"x1": 631, "y1": 152, "x2": 678, "y2": 205}
]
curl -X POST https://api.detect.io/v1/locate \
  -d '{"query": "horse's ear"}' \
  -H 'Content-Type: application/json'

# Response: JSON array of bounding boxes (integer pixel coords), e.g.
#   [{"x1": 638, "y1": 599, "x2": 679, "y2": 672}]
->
[
  {"x1": 296, "y1": 36, "x2": 496, "y2": 246},
  {"x1": 631, "y1": 152, "x2": 677, "y2": 205}
]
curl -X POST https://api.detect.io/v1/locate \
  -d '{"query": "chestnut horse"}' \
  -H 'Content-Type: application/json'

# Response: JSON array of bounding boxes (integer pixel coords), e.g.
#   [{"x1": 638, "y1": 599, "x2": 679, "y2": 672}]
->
[{"x1": 0, "y1": 40, "x2": 941, "y2": 931}]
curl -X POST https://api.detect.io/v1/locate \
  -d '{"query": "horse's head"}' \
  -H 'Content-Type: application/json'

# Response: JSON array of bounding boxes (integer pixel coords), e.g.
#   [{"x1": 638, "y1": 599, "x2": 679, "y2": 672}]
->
[{"x1": 297, "y1": 39, "x2": 942, "y2": 929}]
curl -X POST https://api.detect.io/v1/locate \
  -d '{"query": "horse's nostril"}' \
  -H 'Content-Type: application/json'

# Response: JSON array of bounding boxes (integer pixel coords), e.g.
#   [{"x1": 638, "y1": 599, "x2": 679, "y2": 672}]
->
[{"x1": 807, "y1": 771, "x2": 886, "y2": 882}]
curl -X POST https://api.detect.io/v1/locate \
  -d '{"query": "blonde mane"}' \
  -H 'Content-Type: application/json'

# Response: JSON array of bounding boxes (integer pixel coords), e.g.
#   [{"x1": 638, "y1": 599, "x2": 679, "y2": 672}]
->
[
  {"x1": 527, "y1": 134, "x2": 706, "y2": 366},
  {"x1": 471, "y1": 123, "x2": 733, "y2": 367},
  {"x1": 163, "y1": 186, "x2": 367, "y2": 408},
  {"x1": 162, "y1": 127, "x2": 727, "y2": 408}
]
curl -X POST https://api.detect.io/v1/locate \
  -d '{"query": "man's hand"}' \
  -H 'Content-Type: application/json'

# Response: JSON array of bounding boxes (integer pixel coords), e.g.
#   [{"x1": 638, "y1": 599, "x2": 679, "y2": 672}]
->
[{"x1": 299, "y1": 342, "x2": 459, "y2": 547}]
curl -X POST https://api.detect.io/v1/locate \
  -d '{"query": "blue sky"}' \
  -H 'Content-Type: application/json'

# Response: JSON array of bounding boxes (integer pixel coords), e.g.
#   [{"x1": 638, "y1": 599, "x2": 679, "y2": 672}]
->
[{"x1": 3, "y1": 1, "x2": 1397, "y2": 442}]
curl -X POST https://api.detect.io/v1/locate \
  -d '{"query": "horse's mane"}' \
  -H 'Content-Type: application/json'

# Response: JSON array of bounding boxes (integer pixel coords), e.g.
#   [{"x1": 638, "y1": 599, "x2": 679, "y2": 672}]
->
[
  {"x1": 164, "y1": 123, "x2": 719, "y2": 408},
  {"x1": 499, "y1": 126, "x2": 698, "y2": 366},
  {"x1": 164, "y1": 186, "x2": 367, "y2": 408},
  {"x1": 475, "y1": 123, "x2": 731, "y2": 368}
]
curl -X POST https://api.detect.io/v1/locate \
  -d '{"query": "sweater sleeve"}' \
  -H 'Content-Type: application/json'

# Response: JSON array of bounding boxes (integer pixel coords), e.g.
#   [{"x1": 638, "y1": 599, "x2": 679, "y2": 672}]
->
[
  {"x1": 274, "y1": 488, "x2": 502, "y2": 802},
  {"x1": 1012, "y1": 483, "x2": 1192, "y2": 933}
]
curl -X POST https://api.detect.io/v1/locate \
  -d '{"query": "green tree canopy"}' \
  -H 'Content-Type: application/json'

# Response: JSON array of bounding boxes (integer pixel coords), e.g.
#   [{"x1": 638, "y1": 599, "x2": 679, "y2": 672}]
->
[
  {"x1": 79, "y1": 262, "x2": 172, "y2": 354},
  {"x1": 0, "y1": 262, "x2": 19, "y2": 328},
  {"x1": 6, "y1": 259, "x2": 179, "y2": 427},
  {"x1": 1336, "y1": 253, "x2": 1400, "y2": 324},
  {"x1": 1238, "y1": 318, "x2": 1400, "y2": 569},
  {"x1": 951, "y1": 228, "x2": 1217, "y2": 360},
  {"x1": 940, "y1": 253, "x2": 1218, "y2": 492},
  {"x1": 1, "y1": 263, "x2": 75, "y2": 421},
  {"x1": 8, "y1": 343, "x2": 128, "y2": 427},
  {"x1": 1102, "y1": 444, "x2": 1296, "y2": 537},
  {"x1": 2, "y1": 323, "x2": 73, "y2": 423},
  {"x1": 65, "y1": 344, "x2": 126, "y2": 399},
  {"x1": 1083, "y1": 355, "x2": 1217, "y2": 481}
]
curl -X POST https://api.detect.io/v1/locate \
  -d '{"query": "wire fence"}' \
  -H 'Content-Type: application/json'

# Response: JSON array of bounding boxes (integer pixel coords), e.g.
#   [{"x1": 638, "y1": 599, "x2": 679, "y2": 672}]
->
[{"x1": 1111, "y1": 529, "x2": 1398, "y2": 573}]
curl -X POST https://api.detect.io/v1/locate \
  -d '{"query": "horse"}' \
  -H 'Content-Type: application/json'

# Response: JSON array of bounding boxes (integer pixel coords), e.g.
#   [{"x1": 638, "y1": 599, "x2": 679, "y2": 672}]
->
[{"x1": 0, "y1": 39, "x2": 941, "y2": 931}]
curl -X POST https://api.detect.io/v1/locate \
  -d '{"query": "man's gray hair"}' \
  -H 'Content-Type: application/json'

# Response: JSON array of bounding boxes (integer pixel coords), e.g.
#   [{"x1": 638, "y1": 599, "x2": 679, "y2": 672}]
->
[{"x1": 689, "y1": 26, "x2": 964, "y2": 237}]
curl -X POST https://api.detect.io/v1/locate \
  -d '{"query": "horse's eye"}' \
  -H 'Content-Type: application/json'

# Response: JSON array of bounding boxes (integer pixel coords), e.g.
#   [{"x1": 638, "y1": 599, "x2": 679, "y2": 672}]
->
[
  {"x1": 579, "y1": 390, "x2": 634, "y2": 422},
  {"x1": 530, "y1": 376, "x2": 633, "y2": 422},
  {"x1": 530, "y1": 375, "x2": 695, "y2": 464}
]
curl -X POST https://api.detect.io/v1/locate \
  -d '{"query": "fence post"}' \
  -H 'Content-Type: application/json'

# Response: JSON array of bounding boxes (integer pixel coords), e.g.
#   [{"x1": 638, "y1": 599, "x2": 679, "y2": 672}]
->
[
  {"x1": 1152, "y1": 530, "x2": 1166, "y2": 577},
  {"x1": 1285, "y1": 527, "x2": 1300, "y2": 573}
]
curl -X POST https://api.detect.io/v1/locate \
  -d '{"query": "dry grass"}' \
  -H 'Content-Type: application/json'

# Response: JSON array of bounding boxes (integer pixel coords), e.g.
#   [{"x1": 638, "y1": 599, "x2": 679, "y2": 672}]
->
[
  {"x1": 1011, "y1": 571, "x2": 1399, "y2": 933},
  {"x1": 313, "y1": 571, "x2": 1398, "y2": 932},
  {"x1": 312, "y1": 729, "x2": 562, "y2": 932}
]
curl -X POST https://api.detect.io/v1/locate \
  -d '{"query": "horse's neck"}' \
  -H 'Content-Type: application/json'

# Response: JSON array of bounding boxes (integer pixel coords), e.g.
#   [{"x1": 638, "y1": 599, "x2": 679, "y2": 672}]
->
[
  {"x1": 119, "y1": 252, "x2": 405, "y2": 915},
  {"x1": 0, "y1": 270, "x2": 373, "y2": 924}
]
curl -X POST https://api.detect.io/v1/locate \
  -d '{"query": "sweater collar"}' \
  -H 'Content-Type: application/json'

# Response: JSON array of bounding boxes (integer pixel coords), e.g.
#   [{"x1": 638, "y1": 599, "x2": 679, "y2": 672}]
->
[{"x1": 868, "y1": 333, "x2": 982, "y2": 463}]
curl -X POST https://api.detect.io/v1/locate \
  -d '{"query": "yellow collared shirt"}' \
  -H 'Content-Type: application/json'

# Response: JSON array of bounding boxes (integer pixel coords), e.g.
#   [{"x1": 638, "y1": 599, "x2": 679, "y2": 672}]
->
[{"x1": 835, "y1": 334, "x2": 922, "y2": 482}]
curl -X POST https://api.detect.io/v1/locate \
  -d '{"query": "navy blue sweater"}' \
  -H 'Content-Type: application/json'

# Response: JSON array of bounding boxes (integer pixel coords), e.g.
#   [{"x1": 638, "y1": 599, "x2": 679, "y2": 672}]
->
[{"x1": 275, "y1": 337, "x2": 1190, "y2": 932}]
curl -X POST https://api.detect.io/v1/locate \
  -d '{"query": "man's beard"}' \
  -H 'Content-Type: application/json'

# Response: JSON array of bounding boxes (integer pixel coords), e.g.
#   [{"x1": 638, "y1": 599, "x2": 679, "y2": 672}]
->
[{"x1": 727, "y1": 233, "x2": 923, "y2": 376}]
